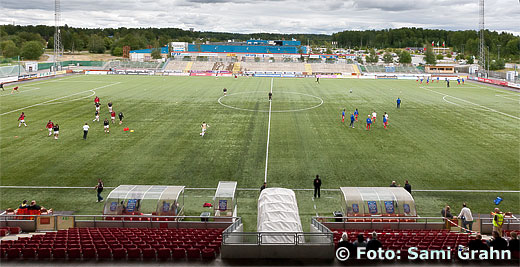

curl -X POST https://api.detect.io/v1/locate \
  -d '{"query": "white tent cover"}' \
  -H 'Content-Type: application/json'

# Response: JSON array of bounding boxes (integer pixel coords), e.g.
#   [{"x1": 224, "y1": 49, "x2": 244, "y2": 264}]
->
[{"x1": 257, "y1": 188, "x2": 303, "y2": 243}]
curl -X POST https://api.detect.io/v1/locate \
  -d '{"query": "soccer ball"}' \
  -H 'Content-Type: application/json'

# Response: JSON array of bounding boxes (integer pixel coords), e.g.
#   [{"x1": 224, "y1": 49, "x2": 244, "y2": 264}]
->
[
  {"x1": 200, "y1": 133, "x2": 202, "y2": 136},
  {"x1": 350, "y1": 90, "x2": 353, "y2": 93}
]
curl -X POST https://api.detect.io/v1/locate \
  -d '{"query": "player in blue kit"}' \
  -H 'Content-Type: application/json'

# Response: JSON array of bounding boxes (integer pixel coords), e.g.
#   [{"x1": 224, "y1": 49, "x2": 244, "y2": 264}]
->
[
  {"x1": 457, "y1": 77, "x2": 461, "y2": 85},
  {"x1": 383, "y1": 114, "x2": 388, "y2": 129},
  {"x1": 354, "y1": 109, "x2": 359, "y2": 121},
  {"x1": 349, "y1": 113, "x2": 355, "y2": 128},
  {"x1": 397, "y1": 98, "x2": 401, "y2": 108},
  {"x1": 366, "y1": 115, "x2": 372, "y2": 131},
  {"x1": 342, "y1": 109, "x2": 345, "y2": 123}
]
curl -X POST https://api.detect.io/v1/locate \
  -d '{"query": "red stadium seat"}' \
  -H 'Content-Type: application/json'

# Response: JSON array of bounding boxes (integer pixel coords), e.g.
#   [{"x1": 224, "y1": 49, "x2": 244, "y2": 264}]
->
[
  {"x1": 52, "y1": 248, "x2": 67, "y2": 259},
  {"x1": 201, "y1": 248, "x2": 216, "y2": 260},
  {"x1": 142, "y1": 248, "x2": 156, "y2": 260},
  {"x1": 157, "y1": 248, "x2": 171, "y2": 261},
  {"x1": 172, "y1": 248, "x2": 186, "y2": 259},
  {"x1": 186, "y1": 248, "x2": 200, "y2": 259},
  {"x1": 96, "y1": 248, "x2": 112, "y2": 260},
  {"x1": 7, "y1": 248, "x2": 21, "y2": 259},
  {"x1": 21, "y1": 248, "x2": 36, "y2": 259},
  {"x1": 112, "y1": 248, "x2": 126, "y2": 260},
  {"x1": 67, "y1": 248, "x2": 81, "y2": 260},
  {"x1": 127, "y1": 248, "x2": 141, "y2": 260},
  {"x1": 37, "y1": 248, "x2": 52, "y2": 259}
]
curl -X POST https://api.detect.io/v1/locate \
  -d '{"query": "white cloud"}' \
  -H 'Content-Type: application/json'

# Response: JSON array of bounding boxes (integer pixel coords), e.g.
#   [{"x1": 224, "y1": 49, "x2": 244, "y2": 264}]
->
[{"x1": 0, "y1": 0, "x2": 518, "y2": 35}]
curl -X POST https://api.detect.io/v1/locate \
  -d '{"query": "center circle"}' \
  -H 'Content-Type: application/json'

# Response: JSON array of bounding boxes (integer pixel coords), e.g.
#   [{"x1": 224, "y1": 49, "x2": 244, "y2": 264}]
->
[{"x1": 218, "y1": 91, "x2": 323, "y2": 113}]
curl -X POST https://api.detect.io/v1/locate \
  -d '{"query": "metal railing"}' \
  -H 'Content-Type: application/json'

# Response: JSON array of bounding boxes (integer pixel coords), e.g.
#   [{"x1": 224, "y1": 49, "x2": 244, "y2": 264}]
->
[
  {"x1": 311, "y1": 217, "x2": 331, "y2": 233},
  {"x1": 223, "y1": 217, "x2": 242, "y2": 234},
  {"x1": 0, "y1": 213, "x2": 238, "y2": 231},
  {"x1": 222, "y1": 232, "x2": 333, "y2": 245}
]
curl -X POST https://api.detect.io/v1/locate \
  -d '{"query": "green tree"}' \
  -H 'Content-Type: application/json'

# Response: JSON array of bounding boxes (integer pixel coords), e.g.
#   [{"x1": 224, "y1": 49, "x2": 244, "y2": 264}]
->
[
  {"x1": 103, "y1": 37, "x2": 113, "y2": 50},
  {"x1": 111, "y1": 47, "x2": 123, "y2": 56},
  {"x1": 489, "y1": 58, "x2": 505, "y2": 70},
  {"x1": 355, "y1": 56, "x2": 363, "y2": 64},
  {"x1": 20, "y1": 41, "x2": 44, "y2": 60},
  {"x1": 365, "y1": 49, "x2": 379, "y2": 63},
  {"x1": 0, "y1": 40, "x2": 20, "y2": 58},
  {"x1": 88, "y1": 34, "x2": 106, "y2": 53},
  {"x1": 398, "y1": 51, "x2": 412, "y2": 63},
  {"x1": 467, "y1": 57, "x2": 474, "y2": 64},
  {"x1": 151, "y1": 48, "x2": 162, "y2": 59},
  {"x1": 425, "y1": 46, "x2": 436, "y2": 65},
  {"x1": 436, "y1": 54, "x2": 444, "y2": 60},
  {"x1": 47, "y1": 36, "x2": 54, "y2": 49},
  {"x1": 383, "y1": 52, "x2": 393, "y2": 63}
]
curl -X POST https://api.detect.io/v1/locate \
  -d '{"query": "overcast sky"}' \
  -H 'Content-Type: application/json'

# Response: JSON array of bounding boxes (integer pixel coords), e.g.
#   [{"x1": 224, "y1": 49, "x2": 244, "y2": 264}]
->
[{"x1": 1, "y1": 0, "x2": 519, "y2": 35}]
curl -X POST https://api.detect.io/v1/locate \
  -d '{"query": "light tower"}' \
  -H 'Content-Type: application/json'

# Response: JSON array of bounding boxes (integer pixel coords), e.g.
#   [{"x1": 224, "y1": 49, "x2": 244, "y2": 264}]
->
[
  {"x1": 53, "y1": 0, "x2": 62, "y2": 74},
  {"x1": 478, "y1": 0, "x2": 485, "y2": 77}
]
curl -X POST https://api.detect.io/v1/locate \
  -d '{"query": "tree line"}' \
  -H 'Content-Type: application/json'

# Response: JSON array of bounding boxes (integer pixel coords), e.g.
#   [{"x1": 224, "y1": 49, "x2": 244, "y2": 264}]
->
[
  {"x1": 332, "y1": 27, "x2": 520, "y2": 62},
  {"x1": 1, "y1": 24, "x2": 518, "y2": 64}
]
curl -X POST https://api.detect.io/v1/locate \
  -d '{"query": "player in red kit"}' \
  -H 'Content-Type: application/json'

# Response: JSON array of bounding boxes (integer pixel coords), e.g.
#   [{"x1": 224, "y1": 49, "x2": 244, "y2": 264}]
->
[
  {"x1": 110, "y1": 111, "x2": 116, "y2": 124},
  {"x1": 46, "y1": 120, "x2": 54, "y2": 136},
  {"x1": 94, "y1": 96, "x2": 100, "y2": 105},
  {"x1": 18, "y1": 112, "x2": 27, "y2": 127},
  {"x1": 11, "y1": 86, "x2": 19, "y2": 94}
]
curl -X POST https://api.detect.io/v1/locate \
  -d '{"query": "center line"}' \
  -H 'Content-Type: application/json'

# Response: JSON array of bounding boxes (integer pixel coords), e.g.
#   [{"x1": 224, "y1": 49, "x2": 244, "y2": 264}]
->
[{"x1": 264, "y1": 78, "x2": 273, "y2": 183}]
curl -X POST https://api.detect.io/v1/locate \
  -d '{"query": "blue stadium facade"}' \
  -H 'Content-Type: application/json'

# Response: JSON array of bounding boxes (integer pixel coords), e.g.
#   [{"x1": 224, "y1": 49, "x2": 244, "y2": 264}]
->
[{"x1": 130, "y1": 40, "x2": 307, "y2": 56}]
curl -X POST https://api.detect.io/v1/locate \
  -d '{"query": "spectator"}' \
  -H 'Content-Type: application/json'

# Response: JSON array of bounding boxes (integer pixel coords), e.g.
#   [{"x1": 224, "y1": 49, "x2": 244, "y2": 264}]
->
[
  {"x1": 456, "y1": 203, "x2": 474, "y2": 232},
  {"x1": 18, "y1": 200, "x2": 28, "y2": 209},
  {"x1": 489, "y1": 231, "x2": 508, "y2": 251},
  {"x1": 260, "y1": 182, "x2": 266, "y2": 191},
  {"x1": 313, "y1": 175, "x2": 322, "y2": 198},
  {"x1": 95, "y1": 179, "x2": 104, "y2": 203},
  {"x1": 338, "y1": 233, "x2": 356, "y2": 257},
  {"x1": 27, "y1": 200, "x2": 42, "y2": 211},
  {"x1": 441, "y1": 205, "x2": 453, "y2": 219},
  {"x1": 404, "y1": 180, "x2": 411, "y2": 194},
  {"x1": 467, "y1": 234, "x2": 489, "y2": 251},
  {"x1": 508, "y1": 232, "x2": 519, "y2": 252},
  {"x1": 366, "y1": 232, "x2": 382, "y2": 251},
  {"x1": 390, "y1": 181, "x2": 398, "y2": 187},
  {"x1": 353, "y1": 234, "x2": 367, "y2": 248}
]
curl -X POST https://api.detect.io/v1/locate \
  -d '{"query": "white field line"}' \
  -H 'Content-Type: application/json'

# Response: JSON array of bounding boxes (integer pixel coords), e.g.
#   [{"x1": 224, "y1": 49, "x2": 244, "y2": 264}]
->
[
  {"x1": 422, "y1": 87, "x2": 520, "y2": 120},
  {"x1": 264, "y1": 78, "x2": 273, "y2": 183},
  {"x1": 0, "y1": 87, "x2": 41, "y2": 97},
  {"x1": 0, "y1": 186, "x2": 518, "y2": 193},
  {"x1": 442, "y1": 95, "x2": 461, "y2": 107},
  {"x1": 469, "y1": 82, "x2": 520, "y2": 96},
  {"x1": 495, "y1": 94, "x2": 520, "y2": 102},
  {"x1": 0, "y1": 82, "x2": 121, "y2": 116}
]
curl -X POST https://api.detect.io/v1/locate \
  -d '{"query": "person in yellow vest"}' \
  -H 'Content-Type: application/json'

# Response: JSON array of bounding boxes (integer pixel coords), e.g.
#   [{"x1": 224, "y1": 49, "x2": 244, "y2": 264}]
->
[{"x1": 492, "y1": 208, "x2": 505, "y2": 237}]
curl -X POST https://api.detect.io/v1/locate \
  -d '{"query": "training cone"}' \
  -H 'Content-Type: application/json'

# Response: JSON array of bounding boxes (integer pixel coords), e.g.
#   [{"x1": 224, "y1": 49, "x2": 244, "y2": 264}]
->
[{"x1": 123, "y1": 127, "x2": 129, "y2": 131}]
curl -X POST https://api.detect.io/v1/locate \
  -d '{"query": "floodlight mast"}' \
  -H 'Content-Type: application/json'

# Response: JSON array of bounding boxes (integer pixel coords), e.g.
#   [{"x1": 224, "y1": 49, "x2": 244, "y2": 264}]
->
[
  {"x1": 53, "y1": 0, "x2": 62, "y2": 75},
  {"x1": 478, "y1": 0, "x2": 486, "y2": 77}
]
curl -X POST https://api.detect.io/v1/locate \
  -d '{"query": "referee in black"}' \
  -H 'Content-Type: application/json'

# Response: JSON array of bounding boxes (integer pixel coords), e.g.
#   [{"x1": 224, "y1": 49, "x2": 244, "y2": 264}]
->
[
  {"x1": 268, "y1": 92, "x2": 272, "y2": 101},
  {"x1": 313, "y1": 175, "x2": 322, "y2": 198}
]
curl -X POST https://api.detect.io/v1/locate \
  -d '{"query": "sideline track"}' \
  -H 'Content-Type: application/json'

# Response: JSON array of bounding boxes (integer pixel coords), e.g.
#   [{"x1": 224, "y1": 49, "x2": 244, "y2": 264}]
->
[{"x1": 0, "y1": 186, "x2": 518, "y2": 193}]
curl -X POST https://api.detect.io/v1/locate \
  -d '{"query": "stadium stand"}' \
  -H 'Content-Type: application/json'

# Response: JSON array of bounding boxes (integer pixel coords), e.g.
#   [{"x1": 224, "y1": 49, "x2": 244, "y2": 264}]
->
[
  {"x1": 0, "y1": 227, "x2": 223, "y2": 261},
  {"x1": 331, "y1": 228, "x2": 473, "y2": 259},
  {"x1": 163, "y1": 60, "x2": 188, "y2": 72},
  {"x1": 241, "y1": 62, "x2": 306, "y2": 72},
  {"x1": 191, "y1": 61, "x2": 215, "y2": 72},
  {"x1": 105, "y1": 60, "x2": 163, "y2": 70},
  {"x1": 311, "y1": 63, "x2": 355, "y2": 74}
]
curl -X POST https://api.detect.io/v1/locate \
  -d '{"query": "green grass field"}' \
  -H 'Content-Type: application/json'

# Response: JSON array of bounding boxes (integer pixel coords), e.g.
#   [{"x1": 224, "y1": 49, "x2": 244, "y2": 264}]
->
[{"x1": 0, "y1": 75, "x2": 519, "y2": 231}]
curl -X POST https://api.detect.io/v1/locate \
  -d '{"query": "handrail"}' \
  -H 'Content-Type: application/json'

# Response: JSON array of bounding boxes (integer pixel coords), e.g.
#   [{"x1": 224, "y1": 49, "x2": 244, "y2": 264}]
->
[
  {"x1": 0, "y1": 213, "x2": 239, "y2": 220},
  {"x1": 222, "y1": 231, "x2": 333, "y2": 245}
]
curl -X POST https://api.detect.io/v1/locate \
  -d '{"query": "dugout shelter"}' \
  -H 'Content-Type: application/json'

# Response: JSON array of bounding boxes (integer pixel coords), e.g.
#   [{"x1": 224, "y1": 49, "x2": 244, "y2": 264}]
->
[
  {"x1": 103, "y1": 185, "x2": 185, "y2": 216},
  {"x1": 340, "y1": 187, "x2": 417, "y2": 217},
  {"x1": 213, "y1": 181, "x2": 237, "y2": 218}
]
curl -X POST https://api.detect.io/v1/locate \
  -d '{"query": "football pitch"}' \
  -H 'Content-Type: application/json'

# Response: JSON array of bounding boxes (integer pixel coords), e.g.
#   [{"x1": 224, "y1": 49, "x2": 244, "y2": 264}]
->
[{"x1": 0, "y1": 75, "x2": 519, "y2": 231}]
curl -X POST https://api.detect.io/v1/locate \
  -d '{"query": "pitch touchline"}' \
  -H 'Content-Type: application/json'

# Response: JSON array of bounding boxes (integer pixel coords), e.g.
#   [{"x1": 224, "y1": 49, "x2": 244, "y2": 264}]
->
[
  {"x1": 0, "y1": 82, "x2": 121, "y2": 116},
  {"x1": 264, "y1": 78, "x2": 273, "y2": 183},
  {"x1": 0, "y1": 186, "x2": 518, "y2": 193}
]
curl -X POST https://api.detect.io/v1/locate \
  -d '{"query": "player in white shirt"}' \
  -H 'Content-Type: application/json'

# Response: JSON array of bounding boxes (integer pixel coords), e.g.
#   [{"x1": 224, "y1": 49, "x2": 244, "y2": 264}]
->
[
  {"x1": 200, "y1": 122, "x2": 209, "y2": 137},
  {"x1": 83, "y1": 123, "x2": 90, "y2": 140},
  {"x1": 371, "y1": 111, "x2": 377, "y2": 123},
  {"x1": 93, "y1": 111, "x2": 100, "y2": 122}
]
